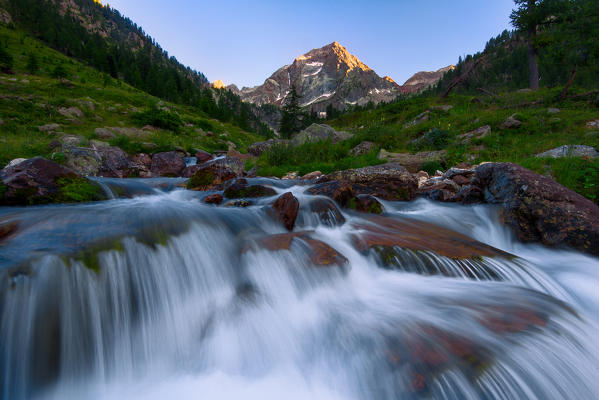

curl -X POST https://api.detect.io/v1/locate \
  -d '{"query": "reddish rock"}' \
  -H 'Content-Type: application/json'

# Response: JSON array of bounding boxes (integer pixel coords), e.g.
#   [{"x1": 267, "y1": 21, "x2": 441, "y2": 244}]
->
[
  {"x1": 466, "y1": 162, "x2": 599, "y2": 256},
  {"x1": 195, "y1": 150, "x2": 213, "y2": 164},
  {"x1": 351, "y1": 215, "x2": 511, "y2": 260},
  {"x1": 150, "y1": 151, "x2": 186, "y2": 177},
  {"x1": 203, "y1": 193, "x2": 223, "y2": 204},
  {"x1": 244, "y1": 231, "x2": 348, "y2": 267},
  {"x1": 269, "y1": 192, "x2": 300, "y2": 231},
  {"x1": 300, "y1": 171, "x2": 323, "y2": 180},
  {"x1": 307, "y1": 163, "x2": 418, "y2": 205},
  {"x1": 0, "y1": 157, "x2": 106, "y2": 205},
  {"x1": 309, "y1": 197, "x2": 346, "y2": 226},
  {"x1": 182, "y1": 165, "x2": 201, "y2": 178},
  {"x1": 186, "y1": 160, "x2": 240, "y2": 190},
  {"x1": 128, "y1": 153, "x2": 152, "y2": 178},
  {"x1": 97, "y1": 146, "x2": 131, "y2": 178},
  {"x1": 0, "y1": 220, "x2": 19, "y2": 242}
]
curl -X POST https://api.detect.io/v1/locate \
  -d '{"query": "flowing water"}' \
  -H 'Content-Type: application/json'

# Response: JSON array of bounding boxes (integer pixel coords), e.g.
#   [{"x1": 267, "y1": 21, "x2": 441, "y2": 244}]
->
[{"x1": 1, "y1": 178, "x2": 599, "y2": 400}]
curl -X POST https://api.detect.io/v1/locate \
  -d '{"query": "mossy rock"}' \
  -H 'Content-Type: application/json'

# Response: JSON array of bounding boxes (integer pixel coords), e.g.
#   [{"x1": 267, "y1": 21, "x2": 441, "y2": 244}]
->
[{"x1": 187, "y1": 169, "x2": 215, "y2": 189}]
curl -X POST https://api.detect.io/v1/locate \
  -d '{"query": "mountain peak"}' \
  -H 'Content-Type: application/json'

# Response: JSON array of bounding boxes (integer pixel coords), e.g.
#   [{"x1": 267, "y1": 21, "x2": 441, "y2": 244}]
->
[{"x1": 237, "y1": 42, "x2": 399, "y2": 111}]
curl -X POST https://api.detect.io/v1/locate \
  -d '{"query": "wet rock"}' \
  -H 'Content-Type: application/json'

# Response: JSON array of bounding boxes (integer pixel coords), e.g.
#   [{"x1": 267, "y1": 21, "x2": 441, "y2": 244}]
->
[
  {"x1": 0, "y1": 220, "x2": 19, "y2": 243},
  {"x1": 291, "y1": 124, "x2": 351, "y2": 146},
  {"x1": 378, "y1": 150, "x2": 446, "y2": 173},
  {"x1": 350, "y1": 141, "x2": 376, "y2": 156},
  {"x1": 195, "y1": 150, "x2": 214, "y2": 164},
  {"x1": 282, "y1": 171, "x2": 298, "y2": 180},
  {"x1": 308, "y1": 197, "x2": 346, "y2": 227},
  {"x1": 247, "y1": 139, "x2": 290, "y2": 156},
  {"x1": 224, "y1": 199, "x2": 252, "y2": 207},
  {"x1": 300, "y1": 171, "x2": 323, "y2": 180},
  {"x1": 308, "y1": 163, "x2": 418, "y2": 205},
  {"x1": 268, "y1": 192, "x2": 300, "y2": 231},
  {"x1": 182, "y1": 165, "x2": 201, "y2": 178},
  {"x1": 500, "y1": 114, "x2": 522, "y2": 129},
  {"x1": 349, "y1": 194, "x2": 383, "y2": 214},
  {"x1": 203, "y1": 193, "x2": 223, "y2": 205},
  {"x1": 150, "y1": 151, "x2": 186, "y2": 177},
  {"x1": 0, "y1": 157, "x2": 106, "y2": 205},
  {"x1": 187, "y1": 160, "x2": 240, "y2": 190},
  {"x1": 536, "y1": 145, "x2": 598, "y2": 159},
  {"x1": 351, "y1": 215, "x2": 511, "y2": 260},
  {"x1": 466, "y1": 162, "x2": 599, "y2": 256},
  {"x1": 223, "y1": 178, "x2": 277, "y2": 199},
  {"x1": 244, "y1": 232, "x2": 348, "y2": 267}
]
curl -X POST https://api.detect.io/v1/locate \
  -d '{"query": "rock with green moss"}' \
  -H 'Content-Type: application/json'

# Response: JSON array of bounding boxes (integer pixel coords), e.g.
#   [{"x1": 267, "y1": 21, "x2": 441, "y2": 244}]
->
[
  {"x1": 223, "y1": 178, "x2": 276, "y2": 199},
  {"x1": 187, "y1": 159, "x2": 240, "y2": 190},
  {"x1": 348, "y1": 194, "x2": 383, "y2": 214},
  {"x1": 0, "y1": 157, "x2": 107, "y2": 205}
]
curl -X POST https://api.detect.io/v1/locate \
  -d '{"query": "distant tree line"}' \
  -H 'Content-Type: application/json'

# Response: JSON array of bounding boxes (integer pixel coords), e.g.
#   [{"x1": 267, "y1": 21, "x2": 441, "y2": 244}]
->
[{"x1": 5, "y1": 0, "x2": 272, "y2": 135}]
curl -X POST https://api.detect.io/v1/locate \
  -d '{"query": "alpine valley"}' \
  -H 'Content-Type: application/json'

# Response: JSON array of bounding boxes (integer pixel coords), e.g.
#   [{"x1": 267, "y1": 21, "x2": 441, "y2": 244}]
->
[{"x1": 1, "y1": 1, "x2": 599, "y2": 400}]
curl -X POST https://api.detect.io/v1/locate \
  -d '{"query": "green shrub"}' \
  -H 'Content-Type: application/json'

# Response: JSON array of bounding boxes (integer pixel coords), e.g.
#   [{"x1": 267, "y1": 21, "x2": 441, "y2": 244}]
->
[
  {"x1": 132, "y1": 108, "x2": 183, "y2": 131},
  {"x1": 410, "y1": 128, "x2": 453, "y2": 151},
  {"x1": 421, "y1": 160, "x2": 444, "y2": 175}
]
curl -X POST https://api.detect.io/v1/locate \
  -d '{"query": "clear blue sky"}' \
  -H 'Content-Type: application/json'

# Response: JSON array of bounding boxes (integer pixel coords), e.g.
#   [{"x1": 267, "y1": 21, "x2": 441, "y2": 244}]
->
[{"x1": 105, "y1": 0, "x2": 515, "y2": 88}]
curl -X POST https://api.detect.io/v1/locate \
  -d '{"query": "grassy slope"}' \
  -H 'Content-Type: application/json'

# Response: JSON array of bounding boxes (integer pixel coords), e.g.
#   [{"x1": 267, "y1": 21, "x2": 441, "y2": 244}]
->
[
  {"x1": 255, "y1": 88, "x2": 599, "y2": 201},
  {"x1": 0, "y1": 26, "x2": 260, "y2": 166},
  {"x1": 330, "y1": 89, "x2": 599, "y2": 201}
]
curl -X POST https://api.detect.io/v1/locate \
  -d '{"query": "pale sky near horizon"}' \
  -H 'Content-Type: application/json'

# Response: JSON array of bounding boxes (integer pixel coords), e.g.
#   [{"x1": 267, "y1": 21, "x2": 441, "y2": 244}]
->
[{"x1": 105, "y1": 0, "x2": 515, "y2": 88}]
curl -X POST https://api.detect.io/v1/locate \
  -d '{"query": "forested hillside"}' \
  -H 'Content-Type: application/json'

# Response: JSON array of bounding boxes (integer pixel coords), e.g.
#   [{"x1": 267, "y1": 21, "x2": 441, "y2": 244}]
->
[{"x1": 2, "y1": 0, "x2": 272, "y2": 135}]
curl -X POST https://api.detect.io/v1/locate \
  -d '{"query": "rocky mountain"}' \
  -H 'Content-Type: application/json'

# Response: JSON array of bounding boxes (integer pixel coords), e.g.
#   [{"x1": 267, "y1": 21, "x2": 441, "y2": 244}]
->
[
  {"x1": 232, "y1": 42, "x2": 403, "y2": 112},
  {"x1": 399, "y1": 65, "x2": 455, "y2": 94}
]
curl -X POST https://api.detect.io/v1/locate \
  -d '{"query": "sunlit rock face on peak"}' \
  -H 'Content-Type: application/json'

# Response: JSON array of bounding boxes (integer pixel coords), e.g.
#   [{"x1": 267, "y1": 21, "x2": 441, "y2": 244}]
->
[{"x1": 236, "y1": 42, "x2": 402, "y2": 112}]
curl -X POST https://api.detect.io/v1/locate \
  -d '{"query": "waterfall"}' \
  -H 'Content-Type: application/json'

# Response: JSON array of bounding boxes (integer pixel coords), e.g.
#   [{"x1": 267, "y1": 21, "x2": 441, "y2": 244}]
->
[{"x1": 1, "y1": 179, "x2": 599, "y2": 400}]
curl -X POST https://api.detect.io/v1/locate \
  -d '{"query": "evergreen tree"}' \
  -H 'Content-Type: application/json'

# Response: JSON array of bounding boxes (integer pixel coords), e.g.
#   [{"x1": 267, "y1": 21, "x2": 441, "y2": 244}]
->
[
  {"x1": 279, "y1": 86, "x2": 303, "y2": 138},
  {"x1": 0, "y1": 45, "x2": 13, "y2": 73},
  {"x1": 510, "y1": 0, "x2": 554, "y2": 89},
  {"x1": 26, "y1": 52, "x2": 39, "y2": 74}
]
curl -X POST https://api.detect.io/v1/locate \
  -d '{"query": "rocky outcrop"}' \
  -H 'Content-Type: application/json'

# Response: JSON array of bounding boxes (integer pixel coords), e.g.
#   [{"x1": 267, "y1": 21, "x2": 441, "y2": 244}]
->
[
  {"x1": 236, "y1": 42, "x2": 402, "y2": 112},
  {"x1": 0, "y1": 157, "x2": 107, "y2": 205},
  {"x1": 150, "y1": 151, "x2": 186, "y2": 177},
  {"x1": 307, "y1": 163, "x2": 418, "y2": 206},
  {"x1": 399, "y1": 66, "x2": 455, "y2": 94},
  {"x1": 268, "y1": 192, "x2": 300, "y2": 231},
  {"x1": 291, "y1": 124, "x2": 350, "y2": 146},
  {"x1": 536, "y1": 145, "x2": 598, "y2": 159},
  {"x1": 460, "y1": 163, "x2": 599, "y2": 256}
]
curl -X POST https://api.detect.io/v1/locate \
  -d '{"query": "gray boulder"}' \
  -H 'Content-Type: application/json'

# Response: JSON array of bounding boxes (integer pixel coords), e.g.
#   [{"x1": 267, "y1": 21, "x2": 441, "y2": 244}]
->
[
  {"x1": 350, "y1": 141, "x2": 376, "y2": 156},
  {"x1": 291, "y1": 124, "x2": 351, "y2": 146},
  {"x1": 536, "y1": 145, "x2": 598, "y2": 159}
]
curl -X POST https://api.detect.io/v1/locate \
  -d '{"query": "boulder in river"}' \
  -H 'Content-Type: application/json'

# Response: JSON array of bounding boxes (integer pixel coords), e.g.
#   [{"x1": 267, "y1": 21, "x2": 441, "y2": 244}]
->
[
  {"x1": 0, "y1": 157, "x2": 107, "y2": 205},
  {"x1": 463, "y1": 162, "x2": 599, "y2": 256},
  {"x1": 307, "y1": 163, "x2": 418, "y2": 206},
  {"x1": 194, "y1": 150, "x2": 214, "y2": 164},
  {"x1": 244, "y1": 231, "x2": 348, "y2": 267},
  {"x1": 187, "y1": 158, "x2": 241, "y2": 190},
  {"x1": 308, "y1": 197, "x2": 346, "y2": 227},
  {"x1": 203, "y1": 193, "x2": 223, "y2": 205},
  {"x1": 268, "y1": 192, "x2": 300, "y2": 231},
  {"x1": 223, "y1": 178, "x2": 277, "y2": 199},
  {"x1": 150, "y1": 151, "x2": 186, "y2": 177}
]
